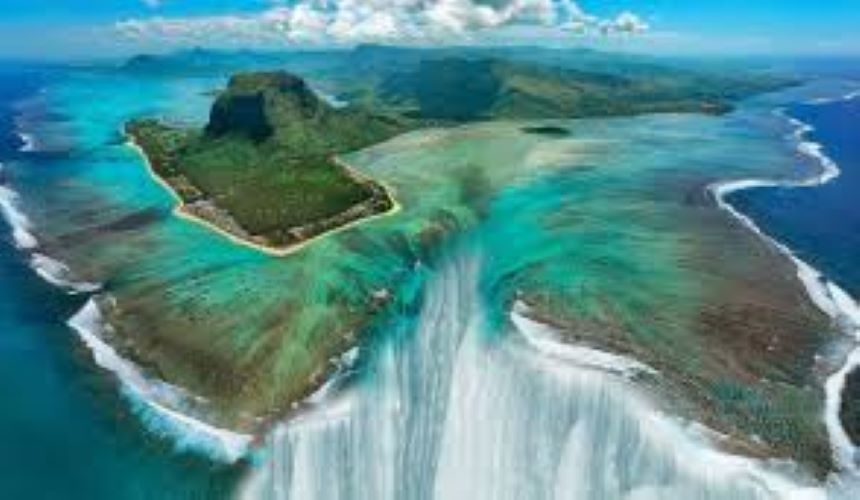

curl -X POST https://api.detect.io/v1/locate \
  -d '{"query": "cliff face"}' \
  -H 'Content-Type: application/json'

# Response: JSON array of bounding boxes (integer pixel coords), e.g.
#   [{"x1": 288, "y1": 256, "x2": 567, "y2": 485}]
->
[
  {"x1": 204, "y1": 71, "x2": 325, "y2": 143},
  {"x1": 202, "y1": 70, "x2": 405, "y2": 157},
  {"x1": 206, "y1": 92, "x2": 273, "y2": 141}
]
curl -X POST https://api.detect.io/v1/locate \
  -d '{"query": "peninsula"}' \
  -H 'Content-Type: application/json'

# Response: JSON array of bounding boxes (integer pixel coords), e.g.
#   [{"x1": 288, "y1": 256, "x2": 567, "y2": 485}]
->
[{"x1": 127, "y1": 71, "x2": 408, "y2": 253}]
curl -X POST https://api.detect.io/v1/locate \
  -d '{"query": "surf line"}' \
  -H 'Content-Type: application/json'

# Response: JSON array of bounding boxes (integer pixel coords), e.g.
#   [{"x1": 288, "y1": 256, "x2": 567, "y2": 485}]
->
[
  {"x1": 67, "y1": 298, "x2": 255, "y2": 463},
  {"x1": 709, "y1": 91, "x2": 860, "y2": 472},
  {"x1": 0, "y1": 162, "x2": 100, "y2": 293},
  {"x1": 1, "y1": 142, "x2": 255, "y2": 463}
]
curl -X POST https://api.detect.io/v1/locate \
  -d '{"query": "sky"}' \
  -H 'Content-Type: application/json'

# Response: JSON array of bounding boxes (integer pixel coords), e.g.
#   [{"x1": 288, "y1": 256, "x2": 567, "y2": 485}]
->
[{"x1": 1, "y1": 0, "x2": 859, "y2": 60}]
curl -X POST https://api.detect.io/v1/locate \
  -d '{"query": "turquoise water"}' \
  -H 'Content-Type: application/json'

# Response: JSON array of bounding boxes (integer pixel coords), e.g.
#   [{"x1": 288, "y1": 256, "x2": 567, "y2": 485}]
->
[
  {"x1": 0, "y1": 242, "x2": 241, "y2": 499},
  {"x1": 0, "y1": 66, "x2": 243, "y2": 500},
  {"x1": 2, "y1": 59, "x2": 857, "y2": 498}
]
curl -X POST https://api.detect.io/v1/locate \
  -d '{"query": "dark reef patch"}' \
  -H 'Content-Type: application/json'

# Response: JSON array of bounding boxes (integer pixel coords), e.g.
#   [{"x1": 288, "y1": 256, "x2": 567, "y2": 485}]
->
[
  {"x1": 50, "y1": 207, "x2": 170, "y2": 249},
  {"x1": 840, "y1": 366, "x2": 860, "y2": 445},
  {"x1": 98, "y1": 207, "x2": 170, "y2": 233},
  {"x1": 521, "y1": 125, "x2": 571, "y2": 137}
]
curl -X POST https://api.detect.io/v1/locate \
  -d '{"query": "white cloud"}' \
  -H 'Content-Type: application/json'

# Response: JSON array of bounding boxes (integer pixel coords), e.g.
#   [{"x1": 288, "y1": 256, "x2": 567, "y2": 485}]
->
[
  {"x1": 609, "y1": 11, "x2": 649, "y2": 34},
  {"x1": 116, "y1": 1, "x2": 649, "y2": 46}
]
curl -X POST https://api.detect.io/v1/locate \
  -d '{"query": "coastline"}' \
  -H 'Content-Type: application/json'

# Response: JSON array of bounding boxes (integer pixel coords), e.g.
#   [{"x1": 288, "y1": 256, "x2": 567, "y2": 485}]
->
[
  {"x1": 511, "y1": 300, "x2": 658, "y2": 378},
  {"x1": 67, "y1": 297, "x2": 255, "y2": 464},
  {"x1": 125, "y1": 133, "x2": 403, "y2": 258},
  {"x1": 709, "y1": 90, "x2": 860, "y2": 472},
  {"x1": 507, "y1": 305, "x2": 826, "y2": 499},
  {"x1": 0, "y1": 121, "x2": 409, "y2": 466},
  {"x1": 1, "y1": 137, "x2": 256, "y2": 464},
  {"x1": 0, "y1": 163, "x2": 99, "y2": 294},
  {"x1": 6, "y1": 74, "x2": 860, "y2": 487}
]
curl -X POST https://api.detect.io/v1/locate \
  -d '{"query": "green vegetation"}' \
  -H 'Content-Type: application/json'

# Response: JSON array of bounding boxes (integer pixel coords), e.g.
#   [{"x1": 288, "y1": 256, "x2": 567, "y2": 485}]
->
[
  {"x1": 371, "y1": 57, "x2": 793, "y2": 121},
  {"x1": 128, "y1": 71, "x2": 407, "y2": 247},
  {"x1": 126, "y1": 53, "x2": 793, "y2": 249},
  {"x1": 123, "y1": 45, "x2": 796, "y2": 121}
]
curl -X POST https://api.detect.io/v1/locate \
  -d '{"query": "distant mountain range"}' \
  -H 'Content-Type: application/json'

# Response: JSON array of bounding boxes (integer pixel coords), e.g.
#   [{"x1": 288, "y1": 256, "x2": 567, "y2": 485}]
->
[{"x1": 123, "y1": 44, "x2": 797, "y2": 121}]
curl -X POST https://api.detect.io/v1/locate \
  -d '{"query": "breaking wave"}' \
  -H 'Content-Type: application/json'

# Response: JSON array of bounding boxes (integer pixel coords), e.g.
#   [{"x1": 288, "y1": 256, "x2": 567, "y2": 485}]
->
[
  {"x1": 0, "y1": 164, "x2": 39, "y2": 250},
  {"x1": 709, "y1": 92, "x2": 860, "y2": 472},
  {"x1": 0, "y1": 163, "x2": 99, "y2": 294},
  {"x1": 1, "y1": 160, "x2": 253, "y2": 463},
  {"x1": 29, "y1": 252, "x2": 101, "y2": 293},
  {"x1": 67, "y1": 298, "x2": 254, "y2": 463},
  {"x1": 511, "y1": 300, "x2": 657, "y2": 378}
]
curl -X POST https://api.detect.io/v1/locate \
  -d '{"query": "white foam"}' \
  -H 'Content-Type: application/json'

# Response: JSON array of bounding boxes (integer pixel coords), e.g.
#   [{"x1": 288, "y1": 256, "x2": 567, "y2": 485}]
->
[
  {"x1": 0, "y1": 166, "x2": 39, "y2": 250},
  {"x1": 305, "y1": 346, "x2": 360, "y2": 405},
  {"x1": 825, "y1": 348, "x2": 860, "y2": 470},
  {"x1": 709, "y1": 107, "x2": 860, "y2": 472},
  {"x1": 0, "y1": 165, "x2": 103, "y2": 294},
  {"x1": 17, "y1": 132, "x2": 36, "y2": 152},
  {"x1": 797, "y1": 140, "x2": 840, "y2": 185},
  {"x1": 29, "y1": 253, "x2": 101, "y2": 294},
  {"x1": 805, "y1": 88, "x2": 860, "y2": 105},
  {"x1": 67, "y1": 298, "x2": 254, "y2": 463},
  {"x1": 773, "y1": 108, "x2": 839, "y2": 186},
  {"x1": 510, "y1": 300, "x2": 657, "y2": 378}
]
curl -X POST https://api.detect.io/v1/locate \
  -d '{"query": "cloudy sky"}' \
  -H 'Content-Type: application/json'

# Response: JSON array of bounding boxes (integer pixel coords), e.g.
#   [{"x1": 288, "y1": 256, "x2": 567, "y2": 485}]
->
[{"x1": 2, "y1": 0, "x2": 859, "y2": 59}]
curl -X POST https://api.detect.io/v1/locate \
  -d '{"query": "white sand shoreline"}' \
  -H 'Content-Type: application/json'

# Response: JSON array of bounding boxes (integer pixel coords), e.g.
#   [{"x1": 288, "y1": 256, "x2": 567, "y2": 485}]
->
[{"x1": 125, "y1": 134, "x2": 402, "y2": 258}]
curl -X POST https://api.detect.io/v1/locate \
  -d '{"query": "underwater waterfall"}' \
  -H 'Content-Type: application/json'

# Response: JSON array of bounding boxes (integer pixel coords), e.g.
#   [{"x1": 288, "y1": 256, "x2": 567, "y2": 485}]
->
[{"x1": 240, "y1": 254, "x2": 826, "y2": 500}]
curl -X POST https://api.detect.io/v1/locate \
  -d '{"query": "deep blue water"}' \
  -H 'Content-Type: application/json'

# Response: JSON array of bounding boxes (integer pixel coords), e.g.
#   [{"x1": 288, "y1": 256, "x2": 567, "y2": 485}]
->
[
  {"x1": 0, "y1": 67, "x2": 239, "y2": 500},
  {"x1": 729, "y1": 95, "x2": 860, "y2": 296}
]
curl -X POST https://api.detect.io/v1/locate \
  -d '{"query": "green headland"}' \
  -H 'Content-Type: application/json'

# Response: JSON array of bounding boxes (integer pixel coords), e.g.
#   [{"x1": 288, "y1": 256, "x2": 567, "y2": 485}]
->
[{"x1": 127, "y1": 71, "x2": 407, "y2": 252}]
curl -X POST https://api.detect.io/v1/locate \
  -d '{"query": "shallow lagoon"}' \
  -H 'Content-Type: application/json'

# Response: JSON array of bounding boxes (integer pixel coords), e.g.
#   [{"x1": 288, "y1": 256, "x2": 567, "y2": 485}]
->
[{"x1": 0, "y1": 66, "x2": 243, "y2": 500}]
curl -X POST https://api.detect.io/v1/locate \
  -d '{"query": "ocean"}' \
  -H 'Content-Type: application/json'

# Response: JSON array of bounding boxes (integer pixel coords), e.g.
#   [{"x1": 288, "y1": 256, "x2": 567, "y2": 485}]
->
[
  {"x1": 728, "y1": 95, "x2": 860, "y2": 296},
  {"x1": 1, "y1": 59, "x2": 859, "y2": 499},
  {"x1": 724, "y1": 87, "x2": 860, "y2": 474},
  {"x1": 0, "y1": 66, "x2": 242, "y2": 500}
]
